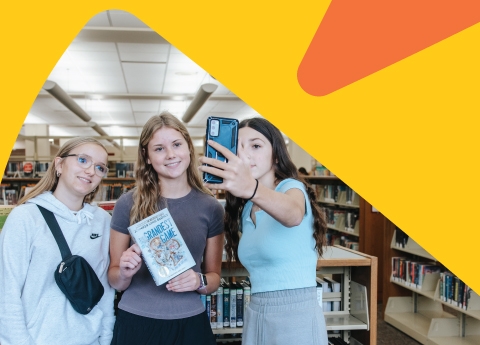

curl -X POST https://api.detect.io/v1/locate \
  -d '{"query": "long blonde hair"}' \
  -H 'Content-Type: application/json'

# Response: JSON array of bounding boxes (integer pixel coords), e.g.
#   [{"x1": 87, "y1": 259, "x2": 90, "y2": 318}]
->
[
  {"x1": 130, "y1": 112, "x2": 212, "y2": 225},
  {"x1": 18, "y1": 137, "x2": 108, "y2": 205}
]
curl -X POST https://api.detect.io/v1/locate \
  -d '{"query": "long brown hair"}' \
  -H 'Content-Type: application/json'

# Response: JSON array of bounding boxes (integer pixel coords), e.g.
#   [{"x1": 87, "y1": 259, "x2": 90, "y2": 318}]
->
[
  {"x1": 224, "y1": 117, "x2": 327, "y2": 264},
  {"x1": 18, "y1": 137, "x2": 107, "y2": 205},
  {"x1": 130, "y1": 112, "x2": 212, "y2": 225}
]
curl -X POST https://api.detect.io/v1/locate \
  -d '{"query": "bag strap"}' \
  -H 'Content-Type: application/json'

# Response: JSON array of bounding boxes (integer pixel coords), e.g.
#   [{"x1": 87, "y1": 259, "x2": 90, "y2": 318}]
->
[{"x1": 37, "y1": 205, "x2": 72, "y2": 259}]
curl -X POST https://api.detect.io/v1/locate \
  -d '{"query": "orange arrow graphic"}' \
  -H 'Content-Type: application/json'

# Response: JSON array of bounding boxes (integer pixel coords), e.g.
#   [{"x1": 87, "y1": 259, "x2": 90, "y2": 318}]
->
[{"x1": 298, "y1": 0, "x2": 480, "y2": 96}]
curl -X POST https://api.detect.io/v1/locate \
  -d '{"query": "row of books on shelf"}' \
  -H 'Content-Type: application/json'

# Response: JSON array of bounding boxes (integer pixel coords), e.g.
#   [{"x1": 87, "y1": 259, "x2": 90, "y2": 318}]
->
[
  {"x1": 394, "y1": 227, "x2": 410, "y2": 248},
  {"x1": 312, "y1": 163, "x2": 335, "y2": 177},
  {"x1": 1, "y1": 181, "x2": 132, "y2": 206},
  {"x1": 4, "y1": 161, "x2": 49, "y2": 178},
  {"x1": 204, "y1": 273, "x2": 343, "y2": 330},
  {"x1": 439, "y1": 271, "x2": 474, "y2": 310},
  {"x1": 321, "y1": 207, "x2": 358, "y2": 234},
  {"x1": 325, "y1": 232, "x2": 359, "y2": 251},
  {"x1": 202, "y1": 278, "x2": 251, "y2": 329},
  {"x1": 114, "y1": 162, "x2": 135, "y2": 178},
  {"x1": 0, "y1": 184, "x2": 19, "y2": 205},
  {"x1": 93, "y1": 183, "x2": 134, "y2": 201},
  {"x1": 391, "y1": 256, "x2": 440, "y2": 289},
  {"x1": 315, "y1": 185, "x2": 359, "y2": 206},
  {"x1": 391, "y1": 256, "x2": 477, "y2": 310},
  {"x1": 4, "y1": 161, "x2": 136, "y2": 179},
  {"x1": 316, "y1": 276, "x2": 342, "y2": 312},
  {"x1": 327, "y1": 338, "x2": 349, "y2": 345}
]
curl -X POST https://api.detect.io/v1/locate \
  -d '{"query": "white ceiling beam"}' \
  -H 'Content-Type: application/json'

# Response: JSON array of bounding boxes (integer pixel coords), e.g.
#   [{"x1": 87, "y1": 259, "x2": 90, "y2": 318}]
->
[
  {"x1": 35, "y1": 123, "x2": 206, "y2": 129},
  {"x1": 76, "y1": 27, "x2": 168, "y2": 44}
]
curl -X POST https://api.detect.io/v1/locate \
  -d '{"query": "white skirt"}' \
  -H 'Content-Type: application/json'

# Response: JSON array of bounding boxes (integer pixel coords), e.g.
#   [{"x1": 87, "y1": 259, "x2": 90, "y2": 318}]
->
[{"x1": 242, "y1": 287, "x2": 328, "y2": 345}]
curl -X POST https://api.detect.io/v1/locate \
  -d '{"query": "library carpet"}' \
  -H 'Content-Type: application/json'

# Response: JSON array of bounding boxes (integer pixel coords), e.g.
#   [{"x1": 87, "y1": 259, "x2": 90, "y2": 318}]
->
[{"x1": 377, "y1": 303, "x2": 421, "y2": 345}]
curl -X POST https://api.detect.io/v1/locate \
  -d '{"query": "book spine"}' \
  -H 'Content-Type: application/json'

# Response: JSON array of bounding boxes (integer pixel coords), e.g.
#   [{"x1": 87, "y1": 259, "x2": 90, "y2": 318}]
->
[
  {"x1": 242, "y1": 282, "x2": 251, "y2": 324},
  {"x1": 223, "y1": 285, "x2": 230, "y2": 327},
  {"x1": 210, "y1": 291, "x2": 217, "y2": 329},
  {"x1": 229, "y1": 284, "x2": 236, "y2": 328},
  {"x1": 206, "y1": 295, "x2": 211, "y2": 324},
  {"x1": 463, "y1": 284, "x2": 468, "y2": 310},
  {"x1": 439, "y1": 273, "x2": 444, "y2": 301},
  {"x1": 200, "y1": 294, "x2": 206, "y2": 309},
  {"x1": 216, "y1": 286, "x2": 224, "y2": 329},
  {"x1": 236, "y1": 284, "x2": 244, "y2": 327}
]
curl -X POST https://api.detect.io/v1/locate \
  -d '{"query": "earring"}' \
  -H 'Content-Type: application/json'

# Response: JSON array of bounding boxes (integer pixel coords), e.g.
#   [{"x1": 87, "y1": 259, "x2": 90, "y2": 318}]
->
[
  {"x1": 56, "y1": 171, "x2": 61, "y2": 177},
  {"x1": 91, "y1": 188, "x2": 97, "y2": 193}
]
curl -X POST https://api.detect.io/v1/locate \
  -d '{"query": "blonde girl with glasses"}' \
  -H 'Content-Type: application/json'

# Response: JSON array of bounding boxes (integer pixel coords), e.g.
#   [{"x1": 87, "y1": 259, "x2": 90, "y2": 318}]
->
[
  {"x1": 0, "y1": 137, "x2": 115, "y2": 345},
  {"x1": 108, "y1": 112, "x2": 224, "y2": 345}
]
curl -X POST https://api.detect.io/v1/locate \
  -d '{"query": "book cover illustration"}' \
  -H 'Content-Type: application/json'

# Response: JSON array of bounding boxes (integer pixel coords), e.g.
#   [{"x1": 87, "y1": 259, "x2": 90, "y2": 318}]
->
[{"x1": 128, "y1": 208, "x2": 196, "y2": 286}]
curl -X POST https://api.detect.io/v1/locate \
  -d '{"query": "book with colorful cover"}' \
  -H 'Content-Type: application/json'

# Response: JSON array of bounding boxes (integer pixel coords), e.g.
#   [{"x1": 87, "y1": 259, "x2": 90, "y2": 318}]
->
[{"x1": 128, "y1": 208, "x2": 196, "y2": 286}]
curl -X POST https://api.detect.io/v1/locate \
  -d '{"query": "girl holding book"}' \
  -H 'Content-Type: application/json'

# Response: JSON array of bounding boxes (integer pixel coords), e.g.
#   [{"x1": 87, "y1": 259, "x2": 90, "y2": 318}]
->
[
  {"x1": 199, "y1": 117, "x2": 329, "y2": 345},
  {"x1": 108, "y1": 112, "x2": 224, "y2": 345},
  {"x1": 0, "y1": 137, "x2": 115, "y2": 345}
]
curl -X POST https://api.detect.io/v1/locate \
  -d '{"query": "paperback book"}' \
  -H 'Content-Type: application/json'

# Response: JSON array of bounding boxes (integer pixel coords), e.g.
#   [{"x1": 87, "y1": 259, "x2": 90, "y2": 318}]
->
[{"x1": 128, "y1": 208, "x2": 196, "y2": 286}]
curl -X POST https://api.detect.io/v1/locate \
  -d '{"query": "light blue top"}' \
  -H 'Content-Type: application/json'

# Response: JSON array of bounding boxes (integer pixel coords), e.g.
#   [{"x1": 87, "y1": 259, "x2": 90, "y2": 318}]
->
[{"x1": 238, "y1": 178, "x2": 317, "y2": 294}]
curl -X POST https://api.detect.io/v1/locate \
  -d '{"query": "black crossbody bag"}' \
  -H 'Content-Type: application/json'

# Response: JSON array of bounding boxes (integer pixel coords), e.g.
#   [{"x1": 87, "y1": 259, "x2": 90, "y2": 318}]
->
[{"x1": 37, "y1": 205, "x2": 104, "y2": 315}]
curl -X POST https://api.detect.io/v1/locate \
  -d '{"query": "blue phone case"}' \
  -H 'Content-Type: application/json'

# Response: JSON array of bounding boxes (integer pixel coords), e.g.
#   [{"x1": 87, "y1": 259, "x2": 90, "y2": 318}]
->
[{"x1": 203, "y1": 117, "x2": 239, "y2": 184}]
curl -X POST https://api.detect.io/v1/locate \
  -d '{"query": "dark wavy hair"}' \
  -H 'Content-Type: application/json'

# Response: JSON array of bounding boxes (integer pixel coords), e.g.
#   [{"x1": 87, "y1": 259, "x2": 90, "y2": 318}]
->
[{"x1": 224, "y1": 117, "x2": 327, "y2": 265}]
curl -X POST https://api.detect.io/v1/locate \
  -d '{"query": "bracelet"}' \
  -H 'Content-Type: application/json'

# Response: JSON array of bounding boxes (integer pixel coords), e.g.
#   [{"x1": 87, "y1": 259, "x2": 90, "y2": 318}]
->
[{"x1": 246, "y1": 179, "x2": 259, "y2": 201}]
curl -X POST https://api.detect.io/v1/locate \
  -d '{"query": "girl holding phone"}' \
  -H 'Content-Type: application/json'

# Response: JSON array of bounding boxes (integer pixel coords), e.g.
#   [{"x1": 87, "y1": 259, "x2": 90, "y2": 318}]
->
[{"x1": 199, "y1": 117, "x2": 328, "y2": 345}]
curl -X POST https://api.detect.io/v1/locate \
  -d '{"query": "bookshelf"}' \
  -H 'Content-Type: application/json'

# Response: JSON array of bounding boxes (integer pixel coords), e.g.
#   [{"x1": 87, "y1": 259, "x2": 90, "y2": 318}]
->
[
  {"x1": 0, "y1": 177, "x2": 136, "y2": 203},
  {"x1": 218, "y1": 245, "x2": 377, "y2": 345},
  {"x1": 305, "y1": 176, "x2": 385, "y2": 303},
  {"x1": 319, "y1": 245, "x2": 377, "y2": 345},
  {"x1": 383, "y1": 219, "x2": 480, "y2": 345}
]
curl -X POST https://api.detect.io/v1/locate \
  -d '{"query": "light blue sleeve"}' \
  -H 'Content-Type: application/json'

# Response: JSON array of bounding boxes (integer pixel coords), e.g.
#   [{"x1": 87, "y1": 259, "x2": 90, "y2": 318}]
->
[{"x1": 277, "y1": 178, "x2": 309, "y2": 215}]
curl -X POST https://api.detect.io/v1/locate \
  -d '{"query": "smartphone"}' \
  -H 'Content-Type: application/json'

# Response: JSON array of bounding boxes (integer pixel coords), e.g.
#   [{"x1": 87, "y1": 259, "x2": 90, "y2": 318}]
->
[{"x1": 203, "y1": 116, "x2": 239, "y2": 184}]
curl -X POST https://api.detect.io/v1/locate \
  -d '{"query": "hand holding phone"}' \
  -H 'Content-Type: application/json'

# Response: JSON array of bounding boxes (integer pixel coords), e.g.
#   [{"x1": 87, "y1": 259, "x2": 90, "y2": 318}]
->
[{"x1": 203, "y1": 117, "x2": 239, "y2": 184}]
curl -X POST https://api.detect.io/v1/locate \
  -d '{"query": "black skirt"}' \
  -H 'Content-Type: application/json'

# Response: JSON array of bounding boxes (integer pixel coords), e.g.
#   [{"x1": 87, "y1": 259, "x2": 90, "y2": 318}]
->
[{"x1": 111, "y1": 309, "x2": 216, "y2": 345}]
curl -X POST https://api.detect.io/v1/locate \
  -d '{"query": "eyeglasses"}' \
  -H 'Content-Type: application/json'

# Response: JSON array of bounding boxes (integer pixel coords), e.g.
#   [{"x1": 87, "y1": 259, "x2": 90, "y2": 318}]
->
[{"x1": 61, "y1": 154, "x2": 109, "y2": 178}]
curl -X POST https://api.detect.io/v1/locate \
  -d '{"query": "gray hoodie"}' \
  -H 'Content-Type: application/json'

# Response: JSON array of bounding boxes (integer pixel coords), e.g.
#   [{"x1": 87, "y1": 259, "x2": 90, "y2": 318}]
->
[{"x1": 0, "y1": 192, "x2": 115, "y2": 345}]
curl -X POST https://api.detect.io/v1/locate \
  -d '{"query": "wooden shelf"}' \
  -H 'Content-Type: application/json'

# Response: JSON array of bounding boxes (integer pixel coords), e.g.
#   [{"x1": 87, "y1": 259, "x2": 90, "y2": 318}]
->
[
  {"x1": 327, "y1": 223, "x2": 360, "y2": 237},
  {"x1": 325, "y1": 313, "x2": 368, "y2": 331},
  {"x1": 391, "y1": 278, "x2": 436, "y2": 300},
  {"x1": 432, "y1": 282, "x2": 480, "y2": 319},
  {"x1": 383, "y1": 220, "x2": 480, "y2": 345},
  {"x1": 213, "y1": 327, "x2": 243, "y2": 334},
  {"x1": 384, "y1": 296, "x2": 456, "y2": 344},
  {"x1": 319, "y1": 246, "x2": 372, "y2": 267},
  {"x1": 428, "y1": 335, "x2": 480, "y2": 345},
  {"x1": 318, "y1": 200, "x2": 360, "y2": 209}
]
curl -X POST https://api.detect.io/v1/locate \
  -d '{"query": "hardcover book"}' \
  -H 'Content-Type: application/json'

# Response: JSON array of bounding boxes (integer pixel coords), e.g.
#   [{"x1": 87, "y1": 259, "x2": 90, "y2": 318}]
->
[{"x1": 128, "y1": 208, "x2": 196, "y2": 286}]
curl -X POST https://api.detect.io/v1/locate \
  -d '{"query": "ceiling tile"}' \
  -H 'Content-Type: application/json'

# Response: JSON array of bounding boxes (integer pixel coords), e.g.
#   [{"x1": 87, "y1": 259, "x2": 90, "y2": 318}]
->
[
  {"x1": 103, "y1": 126, "x2": 138, "y2": 137},
  {"x1": 109, "y1": 10, "x2": 149, "y2": 28},
  {"x1": 134, "y1": 112, "x2": 159, "y2": 124},
  {"x1": 118, "y1": 43, "x2": 170, "y2": 63},
  {"x1": 84, "y1": 11, "x2": 111, "y2": 27},
  {"x1": 211, "y1": 100, "x2": 245, "y2": 113},
  {"x1": 131, "y1": 100, "x2": 161, "y2": 112},
  {"x1": 122, "y1": 62, "x2": 166, "y2": 94}
]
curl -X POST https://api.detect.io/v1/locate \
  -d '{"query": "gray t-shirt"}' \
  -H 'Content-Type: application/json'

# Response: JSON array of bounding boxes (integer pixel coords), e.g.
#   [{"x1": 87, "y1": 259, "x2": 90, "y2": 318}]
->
[{"x1": 111, "y1": 188, "x2": 224, "y2": 319}]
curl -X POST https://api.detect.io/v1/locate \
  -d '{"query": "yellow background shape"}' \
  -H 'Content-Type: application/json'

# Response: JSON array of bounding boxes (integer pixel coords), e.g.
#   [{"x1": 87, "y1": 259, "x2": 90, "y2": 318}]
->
[{"x1": 1, "y1": 2, "x2": 479, "y2": 292}]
